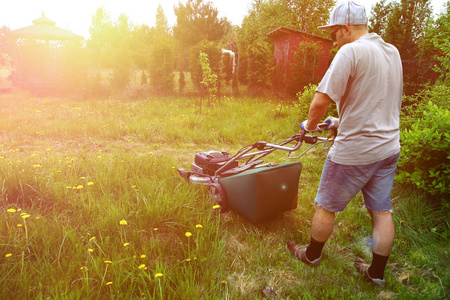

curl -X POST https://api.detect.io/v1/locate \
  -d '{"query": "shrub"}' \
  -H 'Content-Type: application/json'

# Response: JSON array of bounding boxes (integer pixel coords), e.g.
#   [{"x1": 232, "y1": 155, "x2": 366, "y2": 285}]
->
[
  {"x1": 400, "y1": 85, "x2": 450, "y2": 131},
  {"x1": 294, "y1": 84, "x2": 338, "y2": 122},
  {"x1": 397, "y1": 100, "x2": 450, "y2": 201}
]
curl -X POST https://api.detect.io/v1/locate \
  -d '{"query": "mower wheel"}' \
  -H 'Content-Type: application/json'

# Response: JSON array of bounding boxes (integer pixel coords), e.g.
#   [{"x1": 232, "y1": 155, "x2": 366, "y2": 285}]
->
[{"x1": 208, "y1": 185, "x2": 229, "y2": 213}]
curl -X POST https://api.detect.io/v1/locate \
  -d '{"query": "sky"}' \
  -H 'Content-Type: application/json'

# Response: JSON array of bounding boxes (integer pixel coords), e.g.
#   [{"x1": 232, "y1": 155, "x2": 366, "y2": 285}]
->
[{"x1": 1, "y1": 0, "x2": 448, "y2": 39}]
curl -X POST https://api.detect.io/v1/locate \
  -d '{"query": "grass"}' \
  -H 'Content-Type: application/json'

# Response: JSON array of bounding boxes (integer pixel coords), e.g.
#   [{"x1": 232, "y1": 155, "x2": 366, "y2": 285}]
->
[{"x1": 0, "y1": 90, "x2": 448, "y2": 299}]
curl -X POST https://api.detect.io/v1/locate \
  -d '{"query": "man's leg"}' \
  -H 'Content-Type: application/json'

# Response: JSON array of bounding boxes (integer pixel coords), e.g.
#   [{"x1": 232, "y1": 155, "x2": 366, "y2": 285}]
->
[
  {"x1": 370, "y1": 209, "x2": 395, "y2": 256},
  {"x1": 287, "y1": 205, "x2": 335, "y2": 265},
  {"x1": 311, "y1": 205, "x2": 336, "y2": 243}
]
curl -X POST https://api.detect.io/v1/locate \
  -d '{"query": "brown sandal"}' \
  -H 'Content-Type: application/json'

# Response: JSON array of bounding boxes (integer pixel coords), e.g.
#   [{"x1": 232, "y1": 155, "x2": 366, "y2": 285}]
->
[{"x1": 287, "y1": 242, "x2": 321, "y2": 267}]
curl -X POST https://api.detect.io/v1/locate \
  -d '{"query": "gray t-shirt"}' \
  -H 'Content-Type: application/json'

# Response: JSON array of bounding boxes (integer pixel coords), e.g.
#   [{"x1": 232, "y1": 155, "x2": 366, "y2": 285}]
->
[{"x1": 317, "y1": 33, "x2": 402, "y2": 165}]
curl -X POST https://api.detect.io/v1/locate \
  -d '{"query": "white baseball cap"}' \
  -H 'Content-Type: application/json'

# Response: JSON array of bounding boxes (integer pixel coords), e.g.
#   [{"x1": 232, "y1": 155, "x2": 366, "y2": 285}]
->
[{"x1": 318, "y1": 1, "x2": 368, "y2": 30}]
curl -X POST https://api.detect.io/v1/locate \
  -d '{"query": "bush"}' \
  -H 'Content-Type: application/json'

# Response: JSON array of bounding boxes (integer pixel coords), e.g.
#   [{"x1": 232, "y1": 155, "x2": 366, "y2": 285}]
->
[
  {"x1": 400, "y1": 85, "x2": 450, "y2": 131},
  {"x1": 397, "y1": 100, "x2": 450, "y2": 201},
  {"x1": 294, "y1": 84, "x2": 338, "y2": 122}
]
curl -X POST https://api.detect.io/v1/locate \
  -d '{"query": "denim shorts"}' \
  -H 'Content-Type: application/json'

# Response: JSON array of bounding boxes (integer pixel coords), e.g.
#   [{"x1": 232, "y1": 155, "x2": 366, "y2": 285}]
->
[{"x1": 315, "y1": 152, "x2": 400, "y2": 212}]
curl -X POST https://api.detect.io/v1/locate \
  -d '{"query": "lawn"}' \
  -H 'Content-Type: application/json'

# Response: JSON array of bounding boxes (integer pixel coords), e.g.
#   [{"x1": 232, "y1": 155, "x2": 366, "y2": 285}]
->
[{"x1": 0, "y1": 90, "x2": 448, "y2": 299}]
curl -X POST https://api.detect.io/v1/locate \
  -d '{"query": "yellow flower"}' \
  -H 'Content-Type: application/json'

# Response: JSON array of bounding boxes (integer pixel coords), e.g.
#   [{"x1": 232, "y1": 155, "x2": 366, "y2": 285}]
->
[
  {"x1": 213, "y1": 205, "x2": 220, "y2": 210},
  {"x1": 195, "y1": 224, "x2": 203, "y2": 229},
  {"x1": 7, "y1": 209, "x2": 16, "y2": 213},
  {"x1": 5, "y1": 253, "x2": 12, "y2": 258},
  {"x1": 89, "y1": 236, "x2": 96, "y2": 242},
  {"x1": 185, "y1": 232, "x2": 192, "y2": 237},
  {"x1": 88, "y1": 249, "x2": 94, "y2": 253},
  {"x1": 17, "y1": 224, "x2": 23, "y2": 227},
  {"x1": 87, "y1": 182, "x2": 94, "y2": 186},
  {"x1": 140, "y1": 254, "x2": 146, "y2": 258},
  {"x1": 138, "y1": 264, "x2": 146, "y2": 269},
  {"x1": 106, "y1": 282, "x2": 113, "y2": 285},
  {"x1": 119, "y1": 220, "x2": 128, "y2": 226},
  {"x1": 104, "y1": 261, "x2": 112, "y2": 264},
  {"x1": 80, "y1": 266, "x2": 87, "y2": 270},
  {"x1": 153, "y1": 228, "x2": 158, "y2": 231},
  {"x1": 155, "y1": 273, "x2": 163, "y2": 278},
  {"x1": 123, "y1": 243, "x2": 130, "y2": 247},
  {"x1": 21, "y1": 214, "x2": 31, "y2": 219},
  {"x1": 80, "y1": 177, "x2": 86, "y2": 180},
  {"x1": 76, "y1": 185, "x2": 83, "y2": 190}
]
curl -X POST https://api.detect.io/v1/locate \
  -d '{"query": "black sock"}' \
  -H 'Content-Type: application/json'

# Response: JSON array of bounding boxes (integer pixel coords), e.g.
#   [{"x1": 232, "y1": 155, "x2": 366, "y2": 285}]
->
[
  {"x1": 306, "y1": 237, "x2": 325, "y2": 261},
  {"x1": 369, "y1": 252, "x2": 389, "y2": 279}
]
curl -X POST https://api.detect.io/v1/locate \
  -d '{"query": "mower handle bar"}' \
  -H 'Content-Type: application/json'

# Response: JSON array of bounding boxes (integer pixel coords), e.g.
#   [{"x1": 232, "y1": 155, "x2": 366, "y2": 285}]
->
[{"x1": 214, "y1": 122, "x2": 337, "y2": 177}]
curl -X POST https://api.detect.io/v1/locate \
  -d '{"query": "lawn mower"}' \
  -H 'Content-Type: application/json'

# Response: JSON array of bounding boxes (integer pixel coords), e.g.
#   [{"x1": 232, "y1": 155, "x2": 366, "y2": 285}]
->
[{"x1": 177, "y1": 123, "x2": 337, "y2": 223}]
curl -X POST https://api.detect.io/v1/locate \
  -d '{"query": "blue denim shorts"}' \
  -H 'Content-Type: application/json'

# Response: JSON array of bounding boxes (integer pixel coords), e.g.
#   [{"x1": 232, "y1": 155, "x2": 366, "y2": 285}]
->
[{"x1": 315, "y1": 152, "x2": 400, "y2": 212}]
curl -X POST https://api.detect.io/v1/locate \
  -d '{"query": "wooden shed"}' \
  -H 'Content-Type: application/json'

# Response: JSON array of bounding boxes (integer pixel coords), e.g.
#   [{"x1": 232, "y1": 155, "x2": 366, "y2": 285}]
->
[{"x1": 267, "y1": 26, "x2": 333, "y2": 95}]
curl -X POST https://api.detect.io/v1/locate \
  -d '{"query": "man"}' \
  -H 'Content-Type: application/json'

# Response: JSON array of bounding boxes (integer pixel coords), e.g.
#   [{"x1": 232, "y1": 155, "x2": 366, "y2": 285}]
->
[{"x1": 287, "y1": 1, "x2": 403, "y2": 287}]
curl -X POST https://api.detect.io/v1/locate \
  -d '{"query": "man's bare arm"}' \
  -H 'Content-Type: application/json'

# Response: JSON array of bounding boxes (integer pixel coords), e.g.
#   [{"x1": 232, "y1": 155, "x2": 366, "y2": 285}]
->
[{"x1": 305, "y1": 92, "x2": 333, "y2": 131}]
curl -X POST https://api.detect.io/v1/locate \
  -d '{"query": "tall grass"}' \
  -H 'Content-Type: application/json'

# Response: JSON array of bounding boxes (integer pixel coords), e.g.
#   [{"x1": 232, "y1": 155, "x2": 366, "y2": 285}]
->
[{"x1": 0, "y1": 92, "x2": 448, "y2": 299}]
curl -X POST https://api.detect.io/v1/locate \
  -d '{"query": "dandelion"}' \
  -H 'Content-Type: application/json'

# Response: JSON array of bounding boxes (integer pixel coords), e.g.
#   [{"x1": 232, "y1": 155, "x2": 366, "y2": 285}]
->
[
  {"x1": 213, "y1": 205, "x2": 220, "y2": 210},
  {"x1": 88, "y1": 249, "x2": 94, "y2": 253},
  {"x1": 119, "y1": 220, "x2": 128, "y2": 226},
  {"x1": 80, "y1": 266, "x2": 86, "y2": 270},
  {"x1": 106, "y1": 282, "x2": 113, "y2": 286},
  {"x1": 138, "y1": 264, "x2": 146, "y2": 270},
  {"x1": 153, "y1": 228, "x2": 158, "y2": 231},
  {"x1": 66, "y1": 186, "x2": 72, "y2": 189},
  {"x1": 185, "y1": 232, "x2": 192, "y2": 237},
  {"x1": 80, "y1": 177, "x2": 86, "y2": 180},
  {"x1": 87, "y1": 182, "x2": 94, "y2": 186},
  {"x1": 35, "y1": 217, "x2": 40, "y2": 220},
  {"x1": 21, "y1": 214, "x2": 31, "y2": 219},
  {"x1": 5, "y1": 253, "x2": 12, "y2": 258},
  {"x1": 104, "y1": 261, "x2": 112, "y2": 264},
  {"x1": 140, "y1": 254, "x2": 146, "y2": 258},
  {"x1": 89, "y1": 236, "x2": 96, "y2": 242},
  {"x1": 155, "y1": 273, "x2": 163, "y2": 278},
  {"x1": 123, "y1": 243, "x2": 130, "y2": 247},
  {"x1": 195, "y1": 224, "x2": 203, "y2": 229},
  {"x1": 7, "y1": 209, "x2": 16, "y2": 213},
  {"x1": 17, "y1": 224, "x2": 23, "y2": 227}
]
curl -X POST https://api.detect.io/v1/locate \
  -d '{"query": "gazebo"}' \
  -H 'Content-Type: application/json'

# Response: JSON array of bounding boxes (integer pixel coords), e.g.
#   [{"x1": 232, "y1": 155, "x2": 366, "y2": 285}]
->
[
  {"x1": 7, "y1": 13, "x2": 84, "y2": 94},
  {"x1": 8, "y1": 12, "x2": 83, "y2": 41}
]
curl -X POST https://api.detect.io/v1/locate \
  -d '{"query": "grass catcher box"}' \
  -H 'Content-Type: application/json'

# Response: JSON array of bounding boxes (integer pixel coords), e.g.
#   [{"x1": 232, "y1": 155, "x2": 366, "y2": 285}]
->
[{"x1": 218, "y1": 162, "x2": 302, "y2": 223}]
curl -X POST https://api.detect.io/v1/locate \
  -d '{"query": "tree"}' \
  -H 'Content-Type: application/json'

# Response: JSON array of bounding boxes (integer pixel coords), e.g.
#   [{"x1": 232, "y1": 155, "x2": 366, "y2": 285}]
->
[
  {"x1": 429, "y1": 1, "x2": 450, "y2": 84},
  {"x1": 148, "y1": 5, "x2": 175, "y2": 95},
  {"x1": 287, "y1": 42, "x2": 322, "y2": 96},
  {"x1": 189, "y1": 40, "x2": 221, "y2": 89},
  {"x1": 368, "y1": 0, "x2": 394, "y2": 37},
  {"x1": 370, "y1": 0, "x2": 436, "y2": 94},
  {"x1": 238, "y1": 0, "x2": 334, "y2": 95},
  {"x1": 283, "y1": 0, "x2": 335, "y2": 35},
  {"x1": 173, "y1": 0, "x2": 227, "y2": 48}
]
